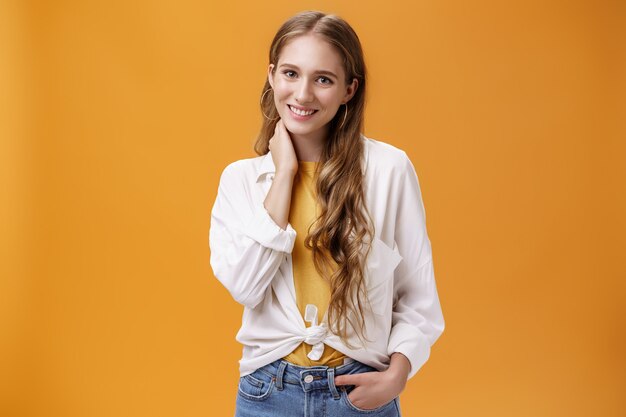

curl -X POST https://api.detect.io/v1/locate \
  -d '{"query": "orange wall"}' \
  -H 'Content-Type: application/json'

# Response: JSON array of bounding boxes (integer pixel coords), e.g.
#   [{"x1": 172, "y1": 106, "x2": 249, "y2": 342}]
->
[{"x1": 1, "y1": 1, "x2": 624, "y2": 416}]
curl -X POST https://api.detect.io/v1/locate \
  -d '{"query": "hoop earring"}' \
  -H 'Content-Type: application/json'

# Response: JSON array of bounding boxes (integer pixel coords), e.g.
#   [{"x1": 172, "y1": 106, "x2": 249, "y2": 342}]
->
[
  {"x1": 338, "y1": 103, "x2": 348, "y2": 130},
  {"x1": 261, "y1": 88, "x2": 279, "y2": 121}
]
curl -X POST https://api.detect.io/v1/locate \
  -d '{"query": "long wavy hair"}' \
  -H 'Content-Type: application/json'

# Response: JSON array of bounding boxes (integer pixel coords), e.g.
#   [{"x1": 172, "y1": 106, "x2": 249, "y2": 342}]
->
[{"x1": 254, "y1": 11, "x2": 375, "y2": 349}]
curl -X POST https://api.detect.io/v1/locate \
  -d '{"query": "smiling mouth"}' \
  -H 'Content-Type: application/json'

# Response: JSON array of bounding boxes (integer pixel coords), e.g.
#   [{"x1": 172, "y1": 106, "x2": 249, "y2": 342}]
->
[{"x1": 288, "y1": 105, "x2": 318, "y2": 116}]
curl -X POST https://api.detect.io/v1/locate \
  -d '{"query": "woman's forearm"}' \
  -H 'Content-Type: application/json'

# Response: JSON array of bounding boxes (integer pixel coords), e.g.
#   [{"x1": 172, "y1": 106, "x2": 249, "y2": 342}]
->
[
  {"x1": 263, "y1": 171, "x2": 296, "y2": 230},
  {"x1": 387, "y1": 352, "x2": 411, "y2": 387}
]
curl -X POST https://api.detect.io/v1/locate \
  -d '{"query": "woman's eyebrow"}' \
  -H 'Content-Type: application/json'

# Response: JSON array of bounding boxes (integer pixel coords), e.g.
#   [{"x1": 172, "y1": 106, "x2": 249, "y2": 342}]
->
[{"x1": 278, "y1": 63, "x2": 338, "y2": 78}]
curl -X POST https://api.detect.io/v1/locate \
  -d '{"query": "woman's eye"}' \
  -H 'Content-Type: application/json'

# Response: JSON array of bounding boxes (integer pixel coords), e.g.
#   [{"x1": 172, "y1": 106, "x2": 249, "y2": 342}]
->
[{"x1": 282, "y1": 71, "x2": 332, "y2": 85}]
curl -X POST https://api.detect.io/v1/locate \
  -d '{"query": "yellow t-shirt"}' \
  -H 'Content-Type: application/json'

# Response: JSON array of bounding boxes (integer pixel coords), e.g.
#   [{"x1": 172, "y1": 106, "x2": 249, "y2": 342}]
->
[{"x1": 282, "y1": 160, "x2": 347, "y2": 367}]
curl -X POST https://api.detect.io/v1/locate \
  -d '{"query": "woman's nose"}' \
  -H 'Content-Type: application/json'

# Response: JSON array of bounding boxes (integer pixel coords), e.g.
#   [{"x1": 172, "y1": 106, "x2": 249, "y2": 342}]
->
[{"x1": 295, "y1": 80, "x2": 314, "y2": 103}]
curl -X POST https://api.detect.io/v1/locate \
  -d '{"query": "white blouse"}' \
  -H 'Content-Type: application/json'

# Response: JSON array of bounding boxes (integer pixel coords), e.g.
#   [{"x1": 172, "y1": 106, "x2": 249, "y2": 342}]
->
[{"x1": 209, "y1": 135, "x2": 445, "y2": 380}]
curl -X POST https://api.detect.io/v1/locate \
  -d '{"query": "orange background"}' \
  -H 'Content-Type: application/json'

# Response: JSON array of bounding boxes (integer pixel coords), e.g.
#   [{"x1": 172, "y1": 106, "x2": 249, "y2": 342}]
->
[{"x1": 1, "y1": 1, "x2": 625, "y2": 416}]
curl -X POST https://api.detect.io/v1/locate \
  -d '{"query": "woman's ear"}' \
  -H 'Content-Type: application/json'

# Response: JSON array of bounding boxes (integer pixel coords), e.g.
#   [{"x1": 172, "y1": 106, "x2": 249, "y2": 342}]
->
[
  {"x1": 267, "y1": 64, "x2": 275, "y2": 89},
  {"x1": 343, "y1": 77, "x2": 359, "y2": 104}
]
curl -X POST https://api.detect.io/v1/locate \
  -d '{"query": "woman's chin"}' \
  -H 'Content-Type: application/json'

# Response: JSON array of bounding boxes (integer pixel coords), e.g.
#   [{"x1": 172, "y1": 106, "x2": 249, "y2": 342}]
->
[{"x1": 283, "y1": 122, "x2": 312, "y2": 135}]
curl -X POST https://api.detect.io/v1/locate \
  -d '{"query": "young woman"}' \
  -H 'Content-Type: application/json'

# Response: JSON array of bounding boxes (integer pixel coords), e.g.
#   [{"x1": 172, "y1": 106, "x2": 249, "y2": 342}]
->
[{"x1": 209, "y1": 10, "x2": 445, "y2": 417}]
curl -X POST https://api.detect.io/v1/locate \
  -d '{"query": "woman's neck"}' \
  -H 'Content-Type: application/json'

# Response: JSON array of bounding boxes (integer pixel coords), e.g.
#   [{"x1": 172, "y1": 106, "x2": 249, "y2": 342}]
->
[{"x1": 289, "y1": 130, "x2": 327, "y2": 162}]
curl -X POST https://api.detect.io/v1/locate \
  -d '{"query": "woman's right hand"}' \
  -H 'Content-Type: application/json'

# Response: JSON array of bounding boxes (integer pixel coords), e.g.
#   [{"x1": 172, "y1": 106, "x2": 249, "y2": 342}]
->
[
  {"x1": 263, "y1": 119, "x2": 297, "y2": 230},
  {"x1": 268, "y1": 119, "x2": 298, "y2": 177}
]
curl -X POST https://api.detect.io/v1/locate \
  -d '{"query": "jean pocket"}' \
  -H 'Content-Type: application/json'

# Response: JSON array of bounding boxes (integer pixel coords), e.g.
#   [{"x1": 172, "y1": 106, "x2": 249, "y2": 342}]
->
[
  {"x1": 237, "y1": 368, "x2": 275, "y2": 401},
  {"x1": 341, "y1": 386, "x2": 396, "y2": 414}
]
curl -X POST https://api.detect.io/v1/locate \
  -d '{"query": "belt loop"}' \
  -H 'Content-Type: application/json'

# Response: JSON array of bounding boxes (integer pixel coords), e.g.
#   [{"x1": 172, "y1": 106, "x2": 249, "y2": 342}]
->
[
  {"x1": 326, "y1": 367, "x2": 341, "y2": 400},
  {"x1": 275, "y1": 360, "x2": 288, "y2": 391}
]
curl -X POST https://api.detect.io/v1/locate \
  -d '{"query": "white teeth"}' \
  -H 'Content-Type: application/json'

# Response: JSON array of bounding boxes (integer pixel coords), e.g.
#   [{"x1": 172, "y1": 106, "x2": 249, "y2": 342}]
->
[{"x1": 289, "y1": 105, "x2": 316, "y2": 116}]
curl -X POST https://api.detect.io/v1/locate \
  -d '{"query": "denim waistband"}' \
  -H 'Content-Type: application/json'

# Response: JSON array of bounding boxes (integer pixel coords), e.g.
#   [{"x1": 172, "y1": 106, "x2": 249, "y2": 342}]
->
[{"x1": 253, "y1": 358, "x2": 377, "y2": 399}]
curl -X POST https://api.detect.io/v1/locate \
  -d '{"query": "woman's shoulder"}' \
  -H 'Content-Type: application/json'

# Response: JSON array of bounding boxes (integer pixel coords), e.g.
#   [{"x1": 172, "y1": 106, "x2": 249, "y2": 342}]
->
[
  {"x1": 214, "y1": 154, "x2": 271, "y2": 193},
  {"x1": 219, "y1": 153, "x2": 267, "y2": 180},
  {"x1": 362, "y1": 135, "x2": 411, "y2": 172}
]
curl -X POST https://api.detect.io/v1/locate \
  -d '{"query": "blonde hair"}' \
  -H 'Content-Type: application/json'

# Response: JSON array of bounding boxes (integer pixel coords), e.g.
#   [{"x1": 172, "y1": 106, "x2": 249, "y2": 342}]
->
[{"x1": 254, "y1": 11, "x2": 375, "y2": 348}]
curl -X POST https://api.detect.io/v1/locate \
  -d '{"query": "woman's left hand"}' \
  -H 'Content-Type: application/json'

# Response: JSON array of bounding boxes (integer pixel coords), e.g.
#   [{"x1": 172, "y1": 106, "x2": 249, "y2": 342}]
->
[{"x1": 334, "y1": 369, "x2": 406, "y2": 410}]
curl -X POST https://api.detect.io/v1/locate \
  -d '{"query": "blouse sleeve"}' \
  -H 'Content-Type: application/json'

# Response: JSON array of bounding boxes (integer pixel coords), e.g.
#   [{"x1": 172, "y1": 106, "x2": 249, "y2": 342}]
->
[
  {"x1": 209, "y1": 162, "x2": 297, "y2": 308},
  {"x1": 386, "y1": 152, "x2": 445, "y2": 380}
]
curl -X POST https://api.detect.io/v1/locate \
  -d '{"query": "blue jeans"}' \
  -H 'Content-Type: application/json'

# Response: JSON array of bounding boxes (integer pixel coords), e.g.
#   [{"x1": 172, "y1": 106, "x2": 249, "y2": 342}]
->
[{"x1": 235, "y1": 358, "x2": 402, "y2": 416}]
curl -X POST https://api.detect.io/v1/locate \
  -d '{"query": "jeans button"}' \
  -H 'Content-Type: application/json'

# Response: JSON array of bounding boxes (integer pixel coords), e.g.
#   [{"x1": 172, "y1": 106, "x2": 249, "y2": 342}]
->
[{"x1": 304, "y1": 375, "x2": 314, "y2": 383}]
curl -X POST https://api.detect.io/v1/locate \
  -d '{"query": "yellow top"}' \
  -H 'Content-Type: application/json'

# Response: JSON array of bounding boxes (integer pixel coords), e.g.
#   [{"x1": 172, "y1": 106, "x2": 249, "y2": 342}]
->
[{"x1": 282, "y1": 160, "x2": 347, "y2": 367}]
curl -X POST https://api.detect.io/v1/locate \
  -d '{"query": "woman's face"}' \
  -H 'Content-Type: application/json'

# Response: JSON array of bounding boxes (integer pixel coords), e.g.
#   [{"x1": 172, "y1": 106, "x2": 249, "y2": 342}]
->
[{"x1": 268, "y1": 34, "x2": 358, "y2": 141}]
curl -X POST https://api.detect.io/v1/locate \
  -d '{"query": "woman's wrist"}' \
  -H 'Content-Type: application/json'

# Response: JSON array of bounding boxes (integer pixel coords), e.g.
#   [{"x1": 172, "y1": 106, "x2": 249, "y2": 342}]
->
[{"x1": 385, "y1": 352, "x2": 410, "y2": 390}]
